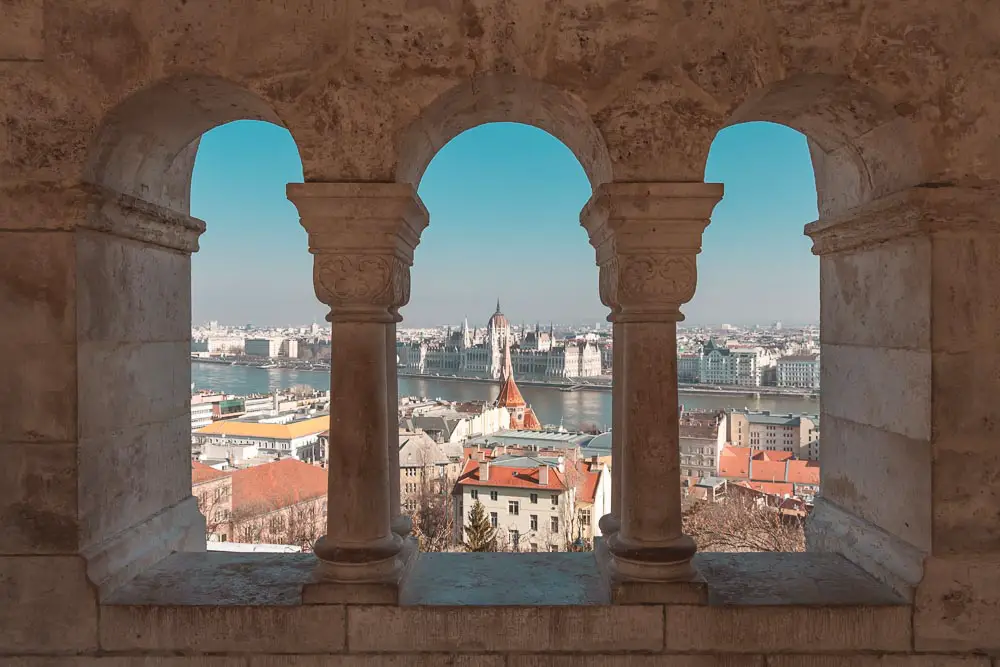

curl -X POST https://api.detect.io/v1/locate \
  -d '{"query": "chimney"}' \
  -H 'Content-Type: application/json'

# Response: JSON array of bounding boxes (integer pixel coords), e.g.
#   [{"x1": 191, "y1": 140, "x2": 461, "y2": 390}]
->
[
  {"x1": 479, "y1": 461, "x2": 490, "y2": 482},
  {"x1": 748, "y1": 452, "x2": 754, "y2": 481},
  {"x1": 784, "y1": 459, "x2": 790, "y2": 482},
  {"x1": 538, "y1": 465, "x2": 549, "y2": 485}
]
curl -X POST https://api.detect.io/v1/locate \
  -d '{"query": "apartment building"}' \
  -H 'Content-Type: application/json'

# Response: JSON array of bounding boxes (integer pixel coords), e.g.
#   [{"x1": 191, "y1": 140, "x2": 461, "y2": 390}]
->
[
  {"x1": 727, "y1": 410, "x2": 819, "y2": 460},
  {"x1": 678, "y1": 412, "x2": 728, "y2": 480},
  {"x1": 193, "y1": 414, "x2": 329, "y2": 460},
  {"x1": 452, "y1": 454, "x2": 609, "y2": 551},
  {"x1": 718, "y1": 446, "x2": 821, "y2": 502},
  {"x1": 776, "y1": 353, "x2": 821, "y2": 389}
]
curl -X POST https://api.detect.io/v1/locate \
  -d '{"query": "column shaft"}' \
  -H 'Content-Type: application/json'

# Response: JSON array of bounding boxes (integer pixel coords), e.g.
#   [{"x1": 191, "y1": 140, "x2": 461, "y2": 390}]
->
[
  {"x1": 325, "y1": 321, "x2": 395, "y2": 550},
  {"x1": 617, "y1": 321, "x2": 684, "y2": 546}
]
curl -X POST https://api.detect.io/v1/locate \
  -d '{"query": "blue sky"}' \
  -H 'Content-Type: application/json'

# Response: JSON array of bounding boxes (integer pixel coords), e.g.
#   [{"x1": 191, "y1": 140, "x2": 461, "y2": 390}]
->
[{"x1": 191, "y1": 121, "x2": 818, "y2": 328}]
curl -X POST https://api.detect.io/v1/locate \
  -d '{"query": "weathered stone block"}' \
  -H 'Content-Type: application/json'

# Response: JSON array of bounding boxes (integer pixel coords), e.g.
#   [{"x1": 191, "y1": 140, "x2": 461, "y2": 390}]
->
[
  {"x1": 820, "y1": 415, "x2": 932, "y2": 552},
  {"x1": 819, "y1": 238, "x2": 930, "y2": 350},
  {"x1": 510, "y1": 657, "x2": 763, "y2": 667},
  {"x1": 347, "y1": 605, "x2": 664, "y2": 652},
  {"x1": 0, "y1": 556, "x2": 98, "y2": 653},
  {"x1": 930, "y1": 234, "x2": 1000, "y2": 354},
  {"x1": 0, "y1": 229, "x2": 75, "y2": 342},
  {"x1": 0, "y1": 0, "x2": 43, "y2": 60},
  {"x1": 915, "y1": 555, "x2": 1000, "y2": 652},
  {"x1": 251, "y1": 656, "x2": 506, "y2": 667},
  {"x1": 78, "y1": 413, "x2": 191, "y2": 550},
  {"x1": 822, "y1": 343, "x2": 930, "y2": 440},
  {"x1": 78, "y1": 340, "x2": 190, "y2": 438},
  {"x1": 768, "y1": 656, "x2": 990, "y2": 666},
  {"x1": 0, "y1": 443, "x2": 78, "y2": 554},
  {"x1": 8, "y1": 659, "x2": 246, "y2": 667},
  {"x1": 0, "y1": 341, "x2": 77, "y2": 443},
  {"x1": 76, "y1": 231, "x2": 192, "y2": 344},
  {"x1": 99, "y1": 604, "x2": 346, "y2": 653},
  {"x1": 664, "y1": 605, "x2": 911, "y2": 652}
]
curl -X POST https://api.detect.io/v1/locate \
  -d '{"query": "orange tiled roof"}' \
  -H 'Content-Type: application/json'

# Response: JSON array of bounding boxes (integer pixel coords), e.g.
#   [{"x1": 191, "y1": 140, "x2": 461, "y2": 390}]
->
[
  {"x1": 194, "y1": 416, "x2": 329, "y2": 440},
  {"x1": 192, "y1": 460, "x2": 229, "y2": 485},
  {"x1": 455, "y1": 458, "x2": 566, "y2": 491},
  {"x1": 229, "y1": 458, "x2": 328, "y2": 512},
  {"x1": 496, "y1": 376, "x2": 526, "y2": 408},
  {"x1": 719, "y1": 446, "x2": 820, "y2": 485}
]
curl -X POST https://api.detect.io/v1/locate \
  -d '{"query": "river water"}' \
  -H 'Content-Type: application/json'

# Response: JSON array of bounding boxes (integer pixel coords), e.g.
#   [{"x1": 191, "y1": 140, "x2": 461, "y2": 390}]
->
[{"x1": 192, "y1": 363, "x2": 820, "y2": 430}]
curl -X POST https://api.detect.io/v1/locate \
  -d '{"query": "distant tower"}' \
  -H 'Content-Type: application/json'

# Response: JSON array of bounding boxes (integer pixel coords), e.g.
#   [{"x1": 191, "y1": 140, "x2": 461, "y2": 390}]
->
[
  {"x1": 486, "y1": 299, "x2": 511, "y2": 379},
  {"x1": 494, "y1": 336, "x2": 541, "y2": 430}
]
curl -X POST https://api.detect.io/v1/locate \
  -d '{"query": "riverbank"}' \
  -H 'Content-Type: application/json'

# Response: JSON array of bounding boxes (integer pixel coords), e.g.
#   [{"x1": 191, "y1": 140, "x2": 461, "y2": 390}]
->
[{"x1": 191, "y1": 357, "x2": 818, "y2": 401}]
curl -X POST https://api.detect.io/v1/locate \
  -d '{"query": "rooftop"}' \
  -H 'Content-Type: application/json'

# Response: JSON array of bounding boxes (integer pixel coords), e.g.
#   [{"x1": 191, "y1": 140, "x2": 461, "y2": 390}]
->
[
  {"x1": 194, "y1": 415, "x2": 329, "y2": 440},
  {"x1": 455, "y1": 458, "x2": 567, "y2": 492}
]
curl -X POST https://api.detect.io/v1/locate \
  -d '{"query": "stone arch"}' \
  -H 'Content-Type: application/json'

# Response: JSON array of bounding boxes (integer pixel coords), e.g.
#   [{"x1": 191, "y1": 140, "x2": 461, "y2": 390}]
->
[
  {"x1": 719, "y1": 73, "x2": 928, "y2": 218},
  {"x1": 84, "y1": 75, "x2": 291, "y2": 213},
  {"x1": 396, "y1": 74, "x2": 613, "y2": 190}
]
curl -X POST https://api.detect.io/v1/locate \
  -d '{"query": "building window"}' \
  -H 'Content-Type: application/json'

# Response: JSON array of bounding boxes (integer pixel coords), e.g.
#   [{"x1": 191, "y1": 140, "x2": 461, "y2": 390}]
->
[
  {"x1": 470, "y1": 489, "x2": 478, "y2": 500},
  {"x1": 579, "y1": 509, "x2": 591, "y2": 526},
  {"x1": 490, "y1": 512, "x2": 498, "y2": 528},
  {"x1": 530, "y1": 514, "x2": 538, "y2": 530},
  {"x1": 530, "y1": 543, "x2": 538, "y2": 552},
  {"x1": 490, "y1": 491, "x2": 498, "y2": 501},
  {"x1": 508, "y1": 500, "x2": 519, "y2": 515},
  {"x1": 551, "y1": 494, "x2": 558, "y2": 506},
  {"x1": 550, "y1": 545, "x2": 559, "y2": 552},
  {"x1": 530, "y1": 493, "x2": 538, "y2": 504},
  {"x1": 509, "y1": 530, "x2": 520, "y2": 551},
  {"x1": 551, "y1": 516, "x2": 559, "y2": 532}
]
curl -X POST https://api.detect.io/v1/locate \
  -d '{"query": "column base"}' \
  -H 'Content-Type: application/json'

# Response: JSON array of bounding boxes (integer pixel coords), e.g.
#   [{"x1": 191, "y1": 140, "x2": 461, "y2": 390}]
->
[
  {"x1": 596, "y1": 533, "x2": 706, "y2": 604},
  {"x1": 598, "y1": 513, "x2": 620, "y2": 537},
  {"x1": 391, "y1": 514, "x2": 413, "y2": 537},
  {"x1": 304, "y1": 535, "x2": 419, "y2": 604}
]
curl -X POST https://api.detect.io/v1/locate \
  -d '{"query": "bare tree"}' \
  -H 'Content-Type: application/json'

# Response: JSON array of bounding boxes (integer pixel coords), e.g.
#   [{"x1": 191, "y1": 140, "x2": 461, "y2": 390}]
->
[
  {"x1": 194, "y1": 483, "x2": 231, "y2": 541},
  {"x1": 229, "y1": 497, "x2": 326, "y2": 548},
  {"x1": 683, "y1": 493, "x2": 805, "y2": 553}
]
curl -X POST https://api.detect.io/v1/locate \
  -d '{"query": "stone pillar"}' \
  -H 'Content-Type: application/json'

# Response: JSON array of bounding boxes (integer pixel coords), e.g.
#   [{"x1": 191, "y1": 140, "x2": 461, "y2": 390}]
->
[
  {"x1": 803, "y1": 185, "x2": 1000, "y2": 651},
  {"x1": 288, "y1": 182, "x2": 427, "y2": 603},
  {"x1": 582, "y1": 182, "x2": 723, "y2": 603},
  {"x1": 0, "y1": 183, "x2": 207, "y2": 652}
]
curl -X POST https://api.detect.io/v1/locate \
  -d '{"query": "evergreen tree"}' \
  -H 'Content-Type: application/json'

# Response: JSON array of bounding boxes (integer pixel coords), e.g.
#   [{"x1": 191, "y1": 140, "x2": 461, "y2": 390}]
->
[{"x1": 463, "y1": 499, "x2": 497, "y2": 552}]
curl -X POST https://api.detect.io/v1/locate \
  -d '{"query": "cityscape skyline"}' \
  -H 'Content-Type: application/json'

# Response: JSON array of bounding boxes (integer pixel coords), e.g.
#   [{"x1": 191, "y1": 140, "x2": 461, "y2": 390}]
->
[{"x1": 190, "y1": 121, "x2": 819, "y2": 327}]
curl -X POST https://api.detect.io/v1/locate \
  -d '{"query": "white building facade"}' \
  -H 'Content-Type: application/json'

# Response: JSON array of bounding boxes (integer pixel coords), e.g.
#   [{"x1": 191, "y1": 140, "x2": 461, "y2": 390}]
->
[{"x1": 776, "y1": 353, "x2": 821, "y2": 389}]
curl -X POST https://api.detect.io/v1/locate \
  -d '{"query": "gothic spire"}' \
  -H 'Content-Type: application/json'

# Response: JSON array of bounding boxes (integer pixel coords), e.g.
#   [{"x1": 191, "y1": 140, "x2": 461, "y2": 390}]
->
[{"x1": 496, "y1": 298, "x2": 502, "y2": 314}]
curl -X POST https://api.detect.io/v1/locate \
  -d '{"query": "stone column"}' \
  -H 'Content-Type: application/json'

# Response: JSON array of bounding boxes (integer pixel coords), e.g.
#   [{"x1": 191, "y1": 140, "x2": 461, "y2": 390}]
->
[
  {"x1": 287, "y1": 182, "x2": 427, "y2": 602},
  {"x1": 387, "y1": 317, "x2": 411, "y2": 537},
  {"x1": 582, "y1": 182, "x2": 723, "y2": 603}
]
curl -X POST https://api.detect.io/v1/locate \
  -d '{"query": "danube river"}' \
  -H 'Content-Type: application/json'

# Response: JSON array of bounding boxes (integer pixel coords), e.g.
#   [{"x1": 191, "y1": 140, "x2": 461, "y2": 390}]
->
[{"x1": 192, "y1": 363, "x2": 820, "y2": 430}]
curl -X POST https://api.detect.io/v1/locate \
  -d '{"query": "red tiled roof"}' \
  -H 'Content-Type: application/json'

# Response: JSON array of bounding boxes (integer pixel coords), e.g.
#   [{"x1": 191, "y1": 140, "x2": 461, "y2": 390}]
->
[
  {"x1": 575, "y1": 460, "x2": 601, "y2": 504},
  {"x1": 229, "y1": 458, "x2": 328, "y2": 512},
  {"x1": 455, "y1": 458, "x2": 567, "y2": 491},
  {"x1": 192, "y1": 461, "x2": 229, "y2": 485}
]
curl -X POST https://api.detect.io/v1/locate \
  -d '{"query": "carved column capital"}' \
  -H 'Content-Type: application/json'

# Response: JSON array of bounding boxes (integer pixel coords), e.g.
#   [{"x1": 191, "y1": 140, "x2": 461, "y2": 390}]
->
[
  {"x1": 581, "y1": 182, "x2": 723, "y2": 322},
  {"x1": 287, "y1": 182, "x2": 428, "y2": 322}
]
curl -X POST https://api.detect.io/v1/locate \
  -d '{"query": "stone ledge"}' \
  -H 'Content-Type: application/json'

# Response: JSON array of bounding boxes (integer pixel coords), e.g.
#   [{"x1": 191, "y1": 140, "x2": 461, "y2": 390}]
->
[
  {"x1": 96, "y1": 551, "x2": 909, "y2": 654},
  {"x1": 105, "y1": 551, "x2": 902, "y2": 608}
]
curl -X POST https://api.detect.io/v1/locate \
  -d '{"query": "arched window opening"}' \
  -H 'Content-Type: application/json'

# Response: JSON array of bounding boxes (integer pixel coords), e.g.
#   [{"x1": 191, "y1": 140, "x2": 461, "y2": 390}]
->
[
  {"x1": 400, "y1": 122, "x2": 607, "y2": 555},
  {"x1": 78, "y1": 78, "x2": 309, "y2": 597},
  {"x1": 187, "y1": 120, "x2": 327, "y2": 553},
  {"x1": 709, "y1": 74, "x2": 933, "y2": 600},
  {"x1": 684, "y1": 121, "x2": 820, "y2": 554}
]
